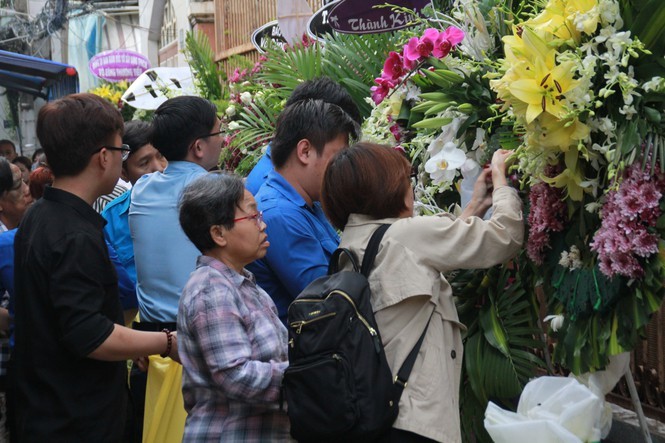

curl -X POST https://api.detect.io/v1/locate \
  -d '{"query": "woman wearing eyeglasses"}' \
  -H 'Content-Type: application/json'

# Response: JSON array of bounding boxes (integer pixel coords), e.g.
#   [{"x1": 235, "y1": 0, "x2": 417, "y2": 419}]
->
[
  {"x1": 321, "y1": 143, "x2": 524, "y2": 443},
  {"x1": 176, "y1": 172, "x2": 293, "y2": 442}
]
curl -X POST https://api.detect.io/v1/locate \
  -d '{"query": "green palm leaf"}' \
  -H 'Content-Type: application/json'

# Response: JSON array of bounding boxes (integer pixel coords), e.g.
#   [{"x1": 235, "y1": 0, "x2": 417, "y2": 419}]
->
[
  {"x1": 184, "y1": 31, "x2": 227, "y2": 101},
  {"x1": 452, "y1": 264, "x2": 546, "y2": 443}
]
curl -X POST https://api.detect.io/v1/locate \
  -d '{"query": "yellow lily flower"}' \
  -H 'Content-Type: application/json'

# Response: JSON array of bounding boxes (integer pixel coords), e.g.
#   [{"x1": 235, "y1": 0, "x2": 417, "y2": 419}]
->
[
  {"x1": 542, "y1": 148, "x2": 587, "y2": 201},
  {"x1": 565, "y1": 0, "x2": 600, "y2": 37},
  {"x1": 527, "y1": 0, "x2": 600, "y2": 43},
  {"x1": 527, "y1": 114, "x2": 590, "y2": 152},
  {"x1": 527, "y1": 0, "x2": 574, "y2": 41},
  {"x1": 509, "y1": 55, "x2": 579, "y2": 124}
]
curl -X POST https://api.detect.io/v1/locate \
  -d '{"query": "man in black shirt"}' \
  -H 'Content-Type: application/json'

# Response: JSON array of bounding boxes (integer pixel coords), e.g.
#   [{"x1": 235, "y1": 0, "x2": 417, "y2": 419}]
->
[{"x1": 10, "y1": 93, "x2": 179, "y2": 442}]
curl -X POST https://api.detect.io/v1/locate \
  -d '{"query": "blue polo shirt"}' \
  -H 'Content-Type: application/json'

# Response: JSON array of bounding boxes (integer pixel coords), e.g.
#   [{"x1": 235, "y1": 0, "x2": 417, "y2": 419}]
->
[
  {"x1": 247, "y1": 170, "x2": 339, "y2": 324},
  {"x1": 102, "y1": 190, "x2": 136, "y2": 284},
  {"x1": 0, "y1": 229, "x2": 16, "y2": 297},
  {"x1": 129, "y1": 161, "x2": 207, "y2": 323},
  {"x1": 245, "y1": 145, "x2": 272, "y2": 196}
]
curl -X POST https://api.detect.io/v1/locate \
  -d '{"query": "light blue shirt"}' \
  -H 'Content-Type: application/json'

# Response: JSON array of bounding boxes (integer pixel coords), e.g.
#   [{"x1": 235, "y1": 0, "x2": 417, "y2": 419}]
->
[
  {"x1": 129, "y1": 161, "x2": 208, "y2": 323},
  {"x1": 246, "y1": 170, "x2": 339, "y2": 324},
  {"x1": 245, "y1": 145, "x2": 272, "y2": 196}
]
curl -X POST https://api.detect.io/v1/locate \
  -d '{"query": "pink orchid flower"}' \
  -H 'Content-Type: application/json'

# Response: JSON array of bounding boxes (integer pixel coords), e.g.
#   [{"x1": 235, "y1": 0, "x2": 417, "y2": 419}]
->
[
  {"x1": 370, "y1": 77, "x2": 395, "y2": 105},
  {"x1": 229, "y1": 68, "x2": 242, "y2": 83},
  {"x1": 433, "y1": 26, "x2": 465, "y2": 58},
  {"x1": 382, "y1": 51, "x2": 405, "y2": 81},
  {"x1": 403, "y1": 28, "x2": 439, "y2": 62},
  {"x1": 390, "y1": 123, "x2": 402, "y2": 143}
]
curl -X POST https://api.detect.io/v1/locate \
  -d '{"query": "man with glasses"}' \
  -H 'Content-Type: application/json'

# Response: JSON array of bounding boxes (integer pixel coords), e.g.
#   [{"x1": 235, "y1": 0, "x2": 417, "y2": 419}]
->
[
  {"x1": 10, "y1": 93, "x2": 179, "y2": 442},
  {"x1": 128, "y1": 96, "x2": 222, "y2": 439},
  {"x1": 130, "y1": 95, "x2": 222, "y2": 332}
]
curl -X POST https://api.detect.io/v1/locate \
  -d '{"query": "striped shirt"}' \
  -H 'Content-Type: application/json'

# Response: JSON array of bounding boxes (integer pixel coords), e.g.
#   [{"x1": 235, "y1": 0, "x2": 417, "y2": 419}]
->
[
  {"x1": 177, "y1": 255, "x2": 293, "y2": 442},
  {"x1": 92, "y1": 183, "x2": 128, "y2": 213}
]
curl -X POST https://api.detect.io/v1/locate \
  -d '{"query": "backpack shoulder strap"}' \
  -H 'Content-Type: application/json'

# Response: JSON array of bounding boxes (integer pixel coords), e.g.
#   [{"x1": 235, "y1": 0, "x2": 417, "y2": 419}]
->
[
  {"x1": 393, "y1": 309, "x2": 435, "y2": 401},
  {"x1": 328, "y1": 248, "x2": 360, "y2": 274},
  {"x1": 360, "y1": 224, "x2": 391, "y2": 277}
]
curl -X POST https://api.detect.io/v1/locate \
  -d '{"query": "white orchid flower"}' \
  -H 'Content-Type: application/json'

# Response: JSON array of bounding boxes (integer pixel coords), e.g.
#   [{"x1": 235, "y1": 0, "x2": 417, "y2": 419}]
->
[
  {"x1": 544, "y1": 314, "x2": 565, "y2": 332},
  {"x1": 424, "y1": 142, "x2": 466, "y2": 185},
  {"x1": 239, "y1": 91, "x2": 252, "y2": 104}
]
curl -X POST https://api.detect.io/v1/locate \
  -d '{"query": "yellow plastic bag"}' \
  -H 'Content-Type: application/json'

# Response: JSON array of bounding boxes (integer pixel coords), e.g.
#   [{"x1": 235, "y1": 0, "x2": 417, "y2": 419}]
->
[{"x1": 142, "y1": 355, "x2": 186, "y2": 443}]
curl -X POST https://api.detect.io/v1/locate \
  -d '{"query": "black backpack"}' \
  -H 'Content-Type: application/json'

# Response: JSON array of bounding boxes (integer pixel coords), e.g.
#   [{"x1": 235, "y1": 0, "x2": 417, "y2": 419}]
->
[{"x1": 282, "y1": 224, "x2": 431, "y2": 443}]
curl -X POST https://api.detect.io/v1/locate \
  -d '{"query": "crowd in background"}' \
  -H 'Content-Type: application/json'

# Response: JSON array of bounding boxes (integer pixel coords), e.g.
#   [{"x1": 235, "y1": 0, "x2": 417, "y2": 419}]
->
[{"x1": 0, "y1": 76, "x2": 523, "y2": 443}]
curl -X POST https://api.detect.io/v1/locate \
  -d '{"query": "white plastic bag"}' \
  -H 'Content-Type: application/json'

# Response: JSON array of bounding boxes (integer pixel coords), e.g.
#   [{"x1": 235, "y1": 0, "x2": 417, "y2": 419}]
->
[{"x1": 485, "y1": 376, "x2": 604, "y2": 443}]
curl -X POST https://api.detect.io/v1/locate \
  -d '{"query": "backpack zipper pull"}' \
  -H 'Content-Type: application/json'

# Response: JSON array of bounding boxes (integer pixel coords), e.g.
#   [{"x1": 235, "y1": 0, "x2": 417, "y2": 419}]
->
[{"x1": 370, "y1": 328, "x2": 381, "y2": 353}]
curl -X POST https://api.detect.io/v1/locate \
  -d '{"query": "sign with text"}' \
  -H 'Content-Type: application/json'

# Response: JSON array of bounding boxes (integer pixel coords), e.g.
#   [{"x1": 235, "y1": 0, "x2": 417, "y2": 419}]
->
[
  {"x1": 89, "y1": 49, "x2": 150, "y2": 82},
  {"x1": 251, "y1": 21, "x2": 289, "y2": 53},
  {"x1": 328, "y1": 0, "x2": 429, "y2": 34},
  {"x1": 307, "y1": 0, "x2": 340, "y2": 41}
]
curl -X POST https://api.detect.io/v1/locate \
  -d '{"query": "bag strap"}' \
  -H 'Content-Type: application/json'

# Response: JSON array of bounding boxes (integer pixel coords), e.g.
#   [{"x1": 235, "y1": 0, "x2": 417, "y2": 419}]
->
[
  {"x1": 328, "y1": 248, "x2": 360, "y2": 274},
  {"x1": 393, "y1": 309, "x2": 435, "y2": 402},
  {"x1": 360, "y1": 224, "x2": 391, "y2": 277}
]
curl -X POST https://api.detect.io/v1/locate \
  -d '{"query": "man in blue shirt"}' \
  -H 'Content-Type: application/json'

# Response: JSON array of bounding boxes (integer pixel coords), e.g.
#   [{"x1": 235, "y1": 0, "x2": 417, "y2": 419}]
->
[
  {"x1": 129, "y1": 96, "x2": 222, "y2": 328},
  {"x1": 244, "y1": 77, "x2": 362, "y2": 196},
  {"x1": 247, "y1": 99, "x2": 359, "y2": 323},
  {"x1": 102, "y1": 120, "x2": 167, "y2": 285}
]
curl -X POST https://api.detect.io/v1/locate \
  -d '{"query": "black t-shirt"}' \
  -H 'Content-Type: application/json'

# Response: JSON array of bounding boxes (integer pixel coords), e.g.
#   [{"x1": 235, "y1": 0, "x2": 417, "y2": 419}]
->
[{"x1": 10, "y1": 186, "x2": 127, "y2": 442}]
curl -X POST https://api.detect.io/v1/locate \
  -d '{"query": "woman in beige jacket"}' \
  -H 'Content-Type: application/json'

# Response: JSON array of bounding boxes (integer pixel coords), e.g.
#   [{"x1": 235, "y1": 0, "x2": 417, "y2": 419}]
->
[{"x1": 321, "y1": 143, "x2": 524, "y2": 443}]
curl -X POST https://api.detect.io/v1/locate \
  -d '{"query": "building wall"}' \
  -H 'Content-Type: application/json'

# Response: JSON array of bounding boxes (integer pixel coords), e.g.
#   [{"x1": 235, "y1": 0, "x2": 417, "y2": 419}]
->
[
  {"x1": 214, "y1": 0, "x2": 325, "y2": 72},
  {"x1": 155, "y1": 0, "x2": 216, "y2": 67}
]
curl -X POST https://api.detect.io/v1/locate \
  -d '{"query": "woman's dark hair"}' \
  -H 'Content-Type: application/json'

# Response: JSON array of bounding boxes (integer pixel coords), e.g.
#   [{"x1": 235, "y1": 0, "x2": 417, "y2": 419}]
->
[
  {"x1": 179, "y1": 172, "x2": 245, "y2": 252},
  {"x1": 322, "y1": 143, "x2": 412, "y2": 230},
  {"x1": 123, "y1": 120, "x2": 153, "y2": 156},
  {"x1": 271, "y1": 99, "x2": 359, "y2": 169},
  {"x1": 36, "y1": 93, "x2": 124, "y2": 177},
  {"x1": 0, "y1": 157, "x2": 12, "y2": 194},
  {"x1": 150, "y1": 96, "x2": 218, "y2": 162}
]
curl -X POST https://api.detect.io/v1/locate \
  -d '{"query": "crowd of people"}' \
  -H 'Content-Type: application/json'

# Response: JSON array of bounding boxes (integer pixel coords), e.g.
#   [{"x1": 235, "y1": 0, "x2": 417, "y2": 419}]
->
[{"x1": 0, "y1": 76, "x2": 524, "y2": 443}]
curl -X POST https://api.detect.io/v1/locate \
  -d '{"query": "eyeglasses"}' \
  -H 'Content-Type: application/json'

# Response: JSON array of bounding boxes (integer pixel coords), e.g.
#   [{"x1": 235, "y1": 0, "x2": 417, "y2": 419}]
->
[
  {"x1": 197, "y1": 130, "x2": 224, "y2": 140},
  {"x1": 93, "y1": 144, "x2": 132, "y2": 161},
  {"x1": 233, "y1": 211, "x2": 264, "y2": 227}
]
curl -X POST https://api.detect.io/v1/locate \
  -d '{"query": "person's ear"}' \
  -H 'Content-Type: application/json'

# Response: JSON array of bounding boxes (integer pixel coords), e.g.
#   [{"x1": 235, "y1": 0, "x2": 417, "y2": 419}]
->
[
  {"x1": 296, "y1": 139, "x2": 313, "y2": 165},
  {"x1": 210, "y1": 225, "x2": 227, "y2": 248},
  {"x1": 96, "y1": 148, "x2": 111, "y2": 170}
]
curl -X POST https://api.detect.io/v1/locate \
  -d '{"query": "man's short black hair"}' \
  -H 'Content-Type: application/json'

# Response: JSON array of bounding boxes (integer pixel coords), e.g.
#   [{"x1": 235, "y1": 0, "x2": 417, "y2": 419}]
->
[
  {"x1": 36, "y1": 93, "x2": 124, "y2": 177},
  {"x1": 271, "y1": 99, "x2": 359, "y2": 169},
  {"x1": 287, "y1": 77, "x2": 362, "y2": 125},
  {"x1": 150, "y1": 96, "x2": 218, "y2": 161},
  {"x1": 123, "y1": 120, "x2": 152, "y2": 156}
]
